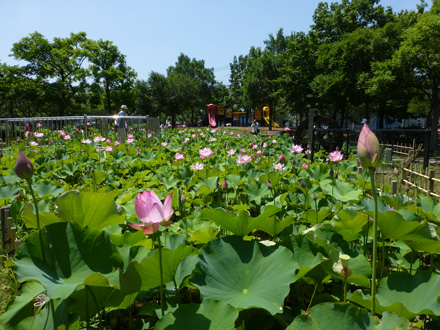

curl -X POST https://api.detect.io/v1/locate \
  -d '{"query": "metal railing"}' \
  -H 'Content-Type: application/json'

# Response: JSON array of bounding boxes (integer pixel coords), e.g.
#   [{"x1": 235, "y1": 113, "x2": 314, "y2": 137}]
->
[{"x1": 0, "y1": 115, "x2": 160, "y2": 146}]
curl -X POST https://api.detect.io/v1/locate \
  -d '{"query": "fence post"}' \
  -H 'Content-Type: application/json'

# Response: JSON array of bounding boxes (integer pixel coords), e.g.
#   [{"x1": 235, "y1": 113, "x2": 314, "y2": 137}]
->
[
  {"x1": 428, "y1": 169, "x2": 435, "y2": 197},
  {"x1": 5, "y1": 120, "x2": 10, "y2": 147},
  {"x1": 84, "y1": 115, "x2": 88, "y2": 138},
  {"x1": 391, "y1": 180, "x2": 397, "y2": 195},
  {"x1": 1, "y1": 206, "x2": 16, "y2": 256}
]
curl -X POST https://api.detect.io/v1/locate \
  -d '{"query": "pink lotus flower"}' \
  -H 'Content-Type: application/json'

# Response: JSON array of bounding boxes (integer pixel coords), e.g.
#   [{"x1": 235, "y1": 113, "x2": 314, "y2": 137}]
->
[
  {"x1": 105, "y1": 146, "x2": 113, "y2": 152},
  {"x1": 357, "y1": 123, "x2": 380, "y2": 168},
  {"x1": 302, "y1": 163, "x2": 309, "y2": 169},
  {"x1": 256, "y1": 150, "x2": 263, "y2": 156},
  {"x1": 240, "y1": 148, "x2": 246, "y2": 154},
  {"x1": 192, "y1": 134, "x2": 196, "y2": 138},
  {"x1": 127, "y1": 134, "x2": 134, "y2": 139},
  {"x1": 161, "y1": 142, "x2": 168, "y2": 147},
  {"x1": 147, "y1": 133, "x2": 152, "y2": 138},
  {"x1": 126, "y1": 138, "x2": 134, "y2": 144},
  {"x1": 290, "y1": 144, "x2": 303, "y2": 154},
  {"x1": 394, "y1": 167, "x2": 399, "y2": 175},
  {"x1": 63, "y1": 135, "x2": 71, "y2": 140},
  {"x1": 273, "y1": 163, "x2": 285, "y2": 171},
  {"x1": 199, "y1": 147, "x2": 214, "y2": 160},
  {"x1": 227, "y1": 149, "x2": 236, "y2": 156},
  {"x1": 191, "y1": 162, "x2": 205, "y2": 170},
  {"x1": 24, "y1": 131, "x2": 30, "y2": 137},
  {"x1": 81, "y1": 139, "x2": 92, "y2": 144},
  {"x1": 272, "y1": 139, "x2": 277, "y2": 144},
  {"x1": 128, "y1": 190, "x2": 173, "y2": 235},
  {"x1": 183, "y1": 137, "x2": 190, "y2": 143},
  {"x1": 58, "y1": 130, "x2": 66, "y2": 137},
  {"x1": 36, "y1": 122, "x2": 43, "y2": 128},
  {"x1": 175, "y1": 152, "x2": 184, "y2": 161},
  {"x1": 285, "y1": 127, "x2": 291, "y2": 131},
  {"x1": 29, "y1": 141, "x2": 38, "y2": 147},
  {"x1": 305, "y1": 150, "x2": 311, "y2": 155},
  {"x1": 328, "y1": 150, "x2": 344, "y2": 162},
  {"x1": 237, "y1": 134, "x2": 241, "y2": 138},
  {"x1": 208, "y1": 137, "x2": 217, "y2": 142},
  {"x1": 114, "y1": 141, "x2": 120, "y2": 146},
  {"x1": 236, "y1": 155, "x2": 252, "y2": 164},
  {"x1": 33, "y1": 132, "x2": 44, "y2": 138}
]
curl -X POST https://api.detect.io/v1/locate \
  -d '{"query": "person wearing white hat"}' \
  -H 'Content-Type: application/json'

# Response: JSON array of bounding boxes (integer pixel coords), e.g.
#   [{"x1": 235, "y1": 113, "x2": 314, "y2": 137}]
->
[{"x1": 117, "y1": 105, "x2": 128, "y2": 143}]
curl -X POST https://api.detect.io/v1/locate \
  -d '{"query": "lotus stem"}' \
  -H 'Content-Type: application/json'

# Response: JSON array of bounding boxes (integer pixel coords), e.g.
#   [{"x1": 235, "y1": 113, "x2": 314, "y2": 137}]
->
[
  {"x1": 158, "y1": 235, "x2": 165, "y2": 316},
  {"x1": 369, "y1": 167, "x2": 378, "y2": 316},
  {"x1": 26, "y1": 178, "x2": 40, "y2": 230}
]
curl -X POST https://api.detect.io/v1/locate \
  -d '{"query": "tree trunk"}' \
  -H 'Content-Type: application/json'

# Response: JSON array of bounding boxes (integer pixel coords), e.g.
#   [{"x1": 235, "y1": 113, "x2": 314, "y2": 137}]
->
[
  {"x1": 377, "y1": 101, "x2": 385, "y2": 129},
  {"x1": 430, "y1": 79, "x2": 439, "y2": 152}
]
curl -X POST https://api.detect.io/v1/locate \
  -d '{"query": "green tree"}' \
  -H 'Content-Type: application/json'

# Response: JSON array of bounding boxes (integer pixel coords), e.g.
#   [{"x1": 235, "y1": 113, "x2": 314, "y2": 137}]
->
[
  {"x1": 11, "y1": 32, "x2": 90, "y2": 116},
  {"x1": 85, "y1": 39, "x2": 136, "y2": 114},
  {"x1": 392, "y1": 1, "x2": 440, "y2": 150}
]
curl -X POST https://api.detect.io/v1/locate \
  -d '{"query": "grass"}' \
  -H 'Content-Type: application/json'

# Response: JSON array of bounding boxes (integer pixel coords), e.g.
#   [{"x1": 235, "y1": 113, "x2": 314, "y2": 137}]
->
[{"x1": 0, "y1": 250, "x2": 18, "y2": 314}]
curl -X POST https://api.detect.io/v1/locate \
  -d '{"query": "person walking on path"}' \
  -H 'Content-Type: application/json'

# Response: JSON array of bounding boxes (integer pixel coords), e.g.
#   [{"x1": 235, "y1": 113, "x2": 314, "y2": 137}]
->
[
  {"x1": 117, "y1": 105, "x2": 128, "y2": 143},
  {"x1": 251, "y1": 119, "x2": 260, "y2": 135}
]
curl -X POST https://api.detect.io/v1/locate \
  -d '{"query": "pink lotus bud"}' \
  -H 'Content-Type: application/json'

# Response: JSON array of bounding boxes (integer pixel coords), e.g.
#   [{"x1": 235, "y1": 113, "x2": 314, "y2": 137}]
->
[
  {"x1": 279, "y1": 154, "x2": 286, "y2": 164},
  {"x1": 15, "y1": 150, "x2": 35, "y2": 180},
  {"x1": 357, "y1": 123, "x2": 380, "y2": 168},
  {"x1": 393, "y1": 167, "x2": 399, "y2": 175},
  {"x1": 221, "y1": 180, "x2": 228, "y2": 191}
]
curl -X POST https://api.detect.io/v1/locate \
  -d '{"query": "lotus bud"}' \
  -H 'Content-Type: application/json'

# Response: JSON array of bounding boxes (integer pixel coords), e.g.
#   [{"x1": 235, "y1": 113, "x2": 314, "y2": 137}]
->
[
  {"x1": 181, "y1": 194, "x2": 186, "y2": 202},
  {"x1": 0, "y1": 151, "x2": 3, "y2": 158},
  {"x1": 291, "y1": 158, "x2": 296, "y2": 165},
  {"x1": 393, "y1": 167, "x2": 399, "y2": 175},
  {"x1": 357, "y1": 123, "x2": 380, "y2": 168},
  {"x1": 405, "y1": 184, "x2": 409, "y2": 192},
  {"x1": 329, "y1": 168, "x2": 334, "y2": 177},
  {"x1": 16, "y1": 192, "x2": 22, "y2": 201},
  {"x1": 15, "y1": 150, "x2": 35, "y2": 180},
  {"x1": 334, "y1": 173, "x2": 339, "y2": 180},
  {"x1": 223, "y1": 142, "x2": 226, "y2": 148},
  {"x1": 301, "y1": 180, "x2": 306, "y2": 189},
  {"x1": 279, "y1": 154, "x2": 286, "y2": 164},
  {"x1": 266, "y1": 180, "x2": 273, "y2": 190},
  {"x1": 313, "y1": 193, "x2": 317, "y2": 201},
  {"x1": 181, "y1": 145, "x2": 185, "y2": 152},
  {"x1": 221, "y1": 180, "x2": 228, "y2": 191}
]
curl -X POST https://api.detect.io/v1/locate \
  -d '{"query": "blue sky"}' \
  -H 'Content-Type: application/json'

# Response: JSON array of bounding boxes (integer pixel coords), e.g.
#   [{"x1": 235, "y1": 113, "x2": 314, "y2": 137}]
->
[{"x1": 0, "y1": 0, "x2": 426, "y2": 85}]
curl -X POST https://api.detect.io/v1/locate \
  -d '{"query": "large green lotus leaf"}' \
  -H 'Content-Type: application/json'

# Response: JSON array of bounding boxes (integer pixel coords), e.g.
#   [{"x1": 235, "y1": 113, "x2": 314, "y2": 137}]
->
[
  {"x1": 307, "y1": 164, "x2": 332, "y2": 182},
  {"x1": 322, "y1": 180, "x2": 362, "y2": 202},
  {"x1": 377, "y1": 210, "x2": 440, "y2": 253},
  {"x1": 333, "y1": 208, "x2": 369, "y2": 241},
  {"x1": 194, "y1": 177, "x2": 218, "y2": 196},
  {"x1": 22, "y1": 202, "x2": 64, "y2": 228},
  {"x1": 419, "y1": 195, "x2": 440, "y2": 222},
  {"x1": 120, "y1": 244, "x2": 193, "y2": 294},
  {"x1": 33, "y1": 181, "x2": 65, "y2": 198},
  {"x1": 13, "y1": 222, "x2": 123, "y2": 300},
  {"x1": 200, "y1": 205, "x2": 280, "y2": 236},
  {"x1": 349, "y1": 271, "x2": 440, "y2": 319},
  {"x1": 257, "y1": 215, "x2": 295, "y2": 237},
  {"x1": 191, "y1": 236, "x2": 297, "y2": 315},
  {"x1": 68, "y1": 286, "x2": 137, "y2": 321},
  {"x1": 244, "y1": 181, "x2": 270, "y2": 204},
  {"x1": 283, "y1": 234, "x2": 329, "y2": 281},
  {"x1": 190, "y1": 227, "x2": 219, "y2": 245},
  {"x1": 287, "y1": 303, "x2": 408, "y2": 330},
  {"x1": 55, "y1": 190, "x2": 125, "y2": 229},
  {"x1": 174, "y1": 254, "x2": 199, "y2": 288},
  {"x1": 155, "y1": 300, "x2": 239, "y2": 330},
  {"x1": 110, "y1": 230, "x2": 151, "y2": 269},
  {"x1": 0, "y1": 281, "x2": 44, "y2": 330},
  {"x1": 0, "y1": 185, "x2": 20, "y2": 201},
  {"x1": 301, "y1": 208, "x2": 332, "y2": 225}
]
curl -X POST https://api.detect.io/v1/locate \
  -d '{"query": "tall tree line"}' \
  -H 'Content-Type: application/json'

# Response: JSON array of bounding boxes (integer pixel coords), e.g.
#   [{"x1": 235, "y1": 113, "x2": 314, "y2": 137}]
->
[{"x1": 1, "y1": 0, "x2": 439, "y2": 148}]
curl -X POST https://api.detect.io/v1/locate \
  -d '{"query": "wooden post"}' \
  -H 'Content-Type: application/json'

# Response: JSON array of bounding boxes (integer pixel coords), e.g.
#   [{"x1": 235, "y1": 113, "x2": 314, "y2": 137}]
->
[
  {"x1": 1, "y1": 206, "x2": 16, "y2": 256},
  {"x1": 428, "y1": 169, "x2": 435, "y2": 196},
  {"x1": 391, "y1": 180, "x2": 397, "y2": 195}
]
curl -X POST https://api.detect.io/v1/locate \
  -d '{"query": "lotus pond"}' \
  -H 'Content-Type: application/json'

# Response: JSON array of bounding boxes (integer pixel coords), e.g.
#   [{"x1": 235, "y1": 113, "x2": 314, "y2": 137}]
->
[{"x1": 1, "y1": 125, "x2": 440, "y2": 329}]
